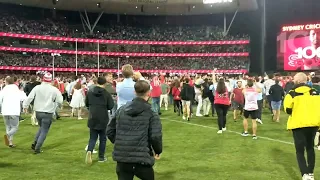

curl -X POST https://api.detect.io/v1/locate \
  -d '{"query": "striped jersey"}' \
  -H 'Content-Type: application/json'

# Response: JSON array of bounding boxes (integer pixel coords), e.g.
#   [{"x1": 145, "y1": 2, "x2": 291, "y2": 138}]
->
[{"x1": 244, "y1": 87, "x2": 258, "y2": 111}]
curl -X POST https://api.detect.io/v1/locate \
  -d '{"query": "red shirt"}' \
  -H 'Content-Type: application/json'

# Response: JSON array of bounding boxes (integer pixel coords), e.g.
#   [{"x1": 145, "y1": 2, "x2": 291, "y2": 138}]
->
[
  {"x1": 214, "y1": 91, "x2": 230, "y2": 105},
  {"x1": 233, "y1": 88, "x2": 244, "y2": 105},
  {"x1": 189, "y1": 79, "x2": 194, "y2": 86},
  {"x1": 172, "y1": 87, "x2": 181, "y2": 100},
  {"x1": 150, "y1": 81, "x2": 162, "y2": 98}
]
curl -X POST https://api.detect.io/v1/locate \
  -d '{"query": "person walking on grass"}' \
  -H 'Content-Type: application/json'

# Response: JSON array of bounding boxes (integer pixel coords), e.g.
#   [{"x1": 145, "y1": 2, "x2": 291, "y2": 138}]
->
[
  {"x1": 284, "y1": 72, "x2": 320, "y2": 180},
  {"x1": 107, "y1": 80, "x2": 162, "y2": 180},
  {"x1": 241, "y1": 79, "x2": 261, "y2": 140},
  {"x1": 0, "y1": 76, "x2": 26, "y2": 148},
  {"x1": 214, "y1": 78, "x2": 230, "y2": 134},
  {"x1": 23, "y1": 73, "x2": 63, "y2": 154},
  {"x1": 70, "y1": 81, "x2": 85, "y2": 120},
  {"x1": 269, "y1": 79, "x2": 285, "y2": 122},
  {"x1": 230, "y1": 81, "x2": 244, "y2": 122},
  {"x1": 180, "y1": 77, "x2": 195, "y2": 121},
  {"x1": 85, "y1": 77, "x2": 114, "y2": 165}
]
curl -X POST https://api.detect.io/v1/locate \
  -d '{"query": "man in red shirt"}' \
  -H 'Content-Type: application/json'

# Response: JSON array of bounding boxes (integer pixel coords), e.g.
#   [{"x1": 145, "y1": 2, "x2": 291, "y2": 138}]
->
[{"x1": 230, "y1": 81, "x2": 244, "y2": 121}]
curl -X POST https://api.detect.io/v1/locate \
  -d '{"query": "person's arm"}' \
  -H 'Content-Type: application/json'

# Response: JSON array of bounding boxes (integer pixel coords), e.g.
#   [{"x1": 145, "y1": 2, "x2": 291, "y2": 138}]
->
[
  {"x1": 283, "y1": 90, "x2": 294, "y2": 115},
  {"x1": 23, "y1": 86, "x2": 37, "y2": 108},
  {"x1": 268, "y1": 86, "x2": 272, "y2": 95},
  {"x1": 149, "y1": 114, "x2": 163, "y2": 156},
  {"x1": 85, "y1": 92, "x2": 89, "y2": 108},
  {"x1": 0, "y1": 88, "x2": 4, "y2": 106},
  {"x1": 55, "y1": 89, "x2": 63, "y2": 106},
  {"x1": 107, "y1": 109, "x2": 118, "y2": 144},
  {"x1": 212, "y1": 69, "x2": 217, "y2": 83},
  {"x1": 105, "y1": 92, "x2": 115, "y2": 110}
]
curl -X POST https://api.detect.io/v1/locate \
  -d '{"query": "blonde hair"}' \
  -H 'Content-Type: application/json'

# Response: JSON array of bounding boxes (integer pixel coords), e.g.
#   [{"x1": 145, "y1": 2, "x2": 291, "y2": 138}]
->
[
  {"x1": 294, "y1": 72, "x2": 307, "y2": 84},
  {"x1": 122, "y1": 64, "x2": 134, "y2": 78}
]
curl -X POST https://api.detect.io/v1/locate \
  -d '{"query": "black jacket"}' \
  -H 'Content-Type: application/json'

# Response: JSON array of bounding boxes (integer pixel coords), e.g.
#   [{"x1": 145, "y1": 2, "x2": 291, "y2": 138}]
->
[
  {"x1": 269, "y1": 84, "x2": 285, "y2": 102},
  {"x1": 24, "y1": 81, "x2": 41, "y2": 96},
  {"x1": 202, "y1": 84, "x2": 211, "y2": 99},
  {"x1": 180, "y1": 83, "x2": 195, "y2": 101},
  {"x1": 284, "y1": 81, "x2": 294, "y2": 94},
  {"x1": 107, "y1": 97, "x2": 162, "y2": 166},
  {"x1": 85, "y1": 86, "x2": 114, "y2": 130}
]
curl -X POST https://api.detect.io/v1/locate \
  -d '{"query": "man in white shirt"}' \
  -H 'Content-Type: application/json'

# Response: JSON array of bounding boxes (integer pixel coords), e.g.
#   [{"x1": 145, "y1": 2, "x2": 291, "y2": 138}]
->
[
  {"x1": 0, "y1": 76, "x2": 26, "y2": 147},
  {"x1": 23, "y1": 73, "x2": 63, "y2": 154},
  {"x1": 263, "y1": 74, "x2": 275, "y2": 113}
]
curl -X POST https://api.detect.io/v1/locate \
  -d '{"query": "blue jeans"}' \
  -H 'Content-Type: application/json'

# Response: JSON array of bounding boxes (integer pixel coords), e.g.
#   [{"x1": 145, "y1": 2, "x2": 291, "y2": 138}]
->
[
  {"x1": 87, "y1": 128, "x2": 107, "y2": 159},
  {"x1": 34, "y1": 112, "x2": 53, "y2": 151},
  {"x1": 169, "y1": 94, "x2": 173, "y2": 105},
  {"x1": 152, "y1": 97, "x2": 160, "y2": 114}
]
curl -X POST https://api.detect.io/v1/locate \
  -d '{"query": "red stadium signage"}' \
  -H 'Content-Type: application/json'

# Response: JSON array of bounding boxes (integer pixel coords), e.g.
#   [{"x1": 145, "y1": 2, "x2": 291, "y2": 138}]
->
[
  {"x1": 282, "y1": 23, "x2": 320, "y2": 32},
  {"x1": 0, "y1": 32, "x2": 250, "y2": 45},
  {"x1": 0, "y1": 46, "x2": 249, "y2": 57},
  {"x1": 0, "y1": 66, "x2": 247, "y2": 74}
]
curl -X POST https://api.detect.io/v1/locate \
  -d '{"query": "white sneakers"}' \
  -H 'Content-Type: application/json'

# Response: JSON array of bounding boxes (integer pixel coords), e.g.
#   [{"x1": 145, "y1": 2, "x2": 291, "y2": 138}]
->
[
  {"x1": 222, "y1": 128, "x2": 227, "y2": 131},
  {"x1": 217, "y1": 130, "x2": 222, "y2": 134},
  {"x1": 85, "y1": 145, "x2": 97, "y2": 154},
  {"x1": 302, "y1": 174, "x2": 314, "y2": 180},
  {"x1": 256, "y1": 118, "x2": 263, "y2": 124},
  {"x1": 182, "y1": 116, "x2": 186, "y2": 120},
  {"x1": 196, "y1": 114, "x2": 203, "y2": 117}
]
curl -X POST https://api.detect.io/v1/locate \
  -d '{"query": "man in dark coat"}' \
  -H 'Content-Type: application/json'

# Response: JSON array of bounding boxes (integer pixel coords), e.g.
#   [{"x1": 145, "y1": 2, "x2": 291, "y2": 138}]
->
[
  {"x1": 85, "y1": 77, "x2": 114, "y2": 164},
  {"x1": 107, "y1": 80, "x2": 162, "y2": 180}
]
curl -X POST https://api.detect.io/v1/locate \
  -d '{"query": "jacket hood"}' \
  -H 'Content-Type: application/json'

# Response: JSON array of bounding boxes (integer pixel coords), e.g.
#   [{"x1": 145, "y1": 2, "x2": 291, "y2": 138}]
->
[
  {"x1": 91, "y1": 86, "x2": 105, "y2": 97},
  {"x1": 124, "y1": 97, "x2": 151, "y2": 116},
  {"x1": 293, "y1": 84, "x2": 312, "y2": 93}
]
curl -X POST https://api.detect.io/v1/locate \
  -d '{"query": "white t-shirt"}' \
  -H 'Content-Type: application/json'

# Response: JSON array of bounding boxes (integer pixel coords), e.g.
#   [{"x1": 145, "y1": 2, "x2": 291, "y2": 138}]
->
[{"x1": 264, "y1": 79, "x2": 275, "y2": 96}]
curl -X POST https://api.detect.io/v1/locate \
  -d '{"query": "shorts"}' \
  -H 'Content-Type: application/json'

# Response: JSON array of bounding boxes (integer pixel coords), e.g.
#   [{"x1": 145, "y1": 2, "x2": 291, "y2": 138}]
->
[
  {"x1": 232, "y1": 101, "x2": 243, "y2": 110},
  {"x1": 271, "y1": 101, "x2": 282, "y2": 110},
  {"x1": 243, "y1": 110, "x2": 258, "y2": 119}
]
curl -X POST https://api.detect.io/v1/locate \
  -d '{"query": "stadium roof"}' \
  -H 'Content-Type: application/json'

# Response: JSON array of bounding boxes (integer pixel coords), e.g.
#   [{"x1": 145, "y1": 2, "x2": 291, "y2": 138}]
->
[{"x1": 0, "y1": 0, "x2": 258, "y2": 15}]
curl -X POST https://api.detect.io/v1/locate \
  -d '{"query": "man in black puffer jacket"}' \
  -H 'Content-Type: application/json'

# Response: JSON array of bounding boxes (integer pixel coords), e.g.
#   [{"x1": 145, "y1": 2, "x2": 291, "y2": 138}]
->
[{"x1": 107, "y1": 80, "x2": 162, "y2": 180}]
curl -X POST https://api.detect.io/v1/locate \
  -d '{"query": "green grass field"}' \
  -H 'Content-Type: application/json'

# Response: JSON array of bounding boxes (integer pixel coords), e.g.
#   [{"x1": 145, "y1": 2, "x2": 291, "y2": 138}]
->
[{"x1": 0, "y1": 106, "x2": 318, "y2": 180}]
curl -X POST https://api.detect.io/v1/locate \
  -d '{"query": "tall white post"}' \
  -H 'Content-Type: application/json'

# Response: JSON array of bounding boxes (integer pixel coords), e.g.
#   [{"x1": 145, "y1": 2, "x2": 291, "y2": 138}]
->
[
  {"x1": 52, "y1": 55, "x2": 55, "y2": 79},
  {"x1": 117, "y1": 57, "x2": 120, "y2": 78},
  {"x1": 75, "y1": 40, "x2": 78, "y2": 76}
]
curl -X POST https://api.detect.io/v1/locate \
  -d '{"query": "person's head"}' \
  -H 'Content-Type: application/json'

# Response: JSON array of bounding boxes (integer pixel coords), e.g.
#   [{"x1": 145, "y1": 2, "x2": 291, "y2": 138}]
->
[
  {"x1": 30, "y1": 75, "x2": 37, "y2": 82},
  {"x1": 184, "y1": 78, "x2": 190, "y2": 84},
  {"x1": 174, "y1": 79, "x2": 180, "y2": 88},
  {"x1": 97, "y1": 76, "x2": 107, "y2": 87},
  {"x1": 275, "y1": 79, "x2": 280, "y2": 85},
  {"x1": 133, "y1": 71, "x2": 142, "y2": 81},
  {"x1": 92, "y1": 78, "x2": 98, "y2": 85},
  {"x1": 268, "y1": 74, "x2": 274, "y2": 80},
  {"x1": 134, "y1": 80, "x2": 151, "y2": 101},
  {"x1": 5, "y1": 76, "x2": 14, "y2": 85},
  {"x1": 42, "y1": 73, "x2": 52, "y2": 83},
  {"x1": 237, "y1": 81, "x2": 242, "y2": 88},
  {"x1": 122, "y1": 64, "x2": 134, "y2": 78},
  {"x1": 72, "y1": 75, "x2": 78, "y2": 81},
  {"x1": 13, "y1": 76, "x2": 18, "y2": 83},
  {"x1": 103, "y1": 72, "x2": 113, "y2": 83},
  {"x1": 247, "y1": 79, "x2": 254, "y2": 87},
  {"x1": 310, "y1": 30, "x2": 318, "y2": 46},
  {"x1": 293, "y1": 72, "x2": 308, "y2": 85},
  {"x1": 216, "y1": 78, "x2": 226, "y2": 94},
  {"x1": 74, "y1": 81, "x2": 82, "y2": 90},
  {"x1": 312, "y1": 77, "x2": 320, "y2": 84}
]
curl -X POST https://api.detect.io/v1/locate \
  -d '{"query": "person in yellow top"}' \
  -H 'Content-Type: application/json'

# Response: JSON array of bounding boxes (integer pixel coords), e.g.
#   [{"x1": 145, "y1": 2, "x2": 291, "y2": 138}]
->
[{"x1": 283, "y1": 72, "x2": 320, "y2": 180}]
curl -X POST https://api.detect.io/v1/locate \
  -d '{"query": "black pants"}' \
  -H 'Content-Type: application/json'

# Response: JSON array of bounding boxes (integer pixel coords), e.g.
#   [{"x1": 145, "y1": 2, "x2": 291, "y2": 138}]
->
[
  {"x1": 174, "y1": 100, "x2": 183, "y2": 115},
  {"x1": 215, "y1": 104, "x2": 229, "y2": 130},
  {"x1": 210, "y1": 97, "x2": 215, "y2": 116},
  {"x1": 116, "y1": 162, "x2": 154, "y2": 180},
  {"x1": 87, "y1": 128, "x2": 107, "y2": 159},
  {"x1": 257, "y1": 100, "x2": 263, "y2": 120},
  {"x1": 292, "y1": 127, "x2": 318, "y2": 176},
  {"x1": 266, "y1": 95, "x2": 273, "y2": 114}
]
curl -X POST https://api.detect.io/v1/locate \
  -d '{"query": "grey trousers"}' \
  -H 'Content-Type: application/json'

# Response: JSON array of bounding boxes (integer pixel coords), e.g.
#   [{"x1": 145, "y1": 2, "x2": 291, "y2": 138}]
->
[
  {"x1": 34, "y1": 112, "x2": 53, "y2": 151},
  {"x1": 4, "y1": 115, "x2": 19, "y2": 144}
]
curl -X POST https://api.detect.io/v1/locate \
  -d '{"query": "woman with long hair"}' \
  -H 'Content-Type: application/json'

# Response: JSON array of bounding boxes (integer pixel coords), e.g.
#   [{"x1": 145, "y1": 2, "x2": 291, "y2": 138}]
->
[
  {"x1": 214, "y1": 78, "x2": 230, "y2": 134},
  {"x1": 172, "y1": 79, "x2": 183, "y2": 116},
  {"x1": 70, "y1": 81, "x2": 85, "y2": 120}
]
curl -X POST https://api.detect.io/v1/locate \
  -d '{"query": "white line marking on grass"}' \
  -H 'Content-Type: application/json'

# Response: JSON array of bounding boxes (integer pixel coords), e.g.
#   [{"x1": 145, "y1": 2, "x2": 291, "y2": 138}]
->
[{"x1": 162, "y1": 118, "x2": 294, "y2": 145}]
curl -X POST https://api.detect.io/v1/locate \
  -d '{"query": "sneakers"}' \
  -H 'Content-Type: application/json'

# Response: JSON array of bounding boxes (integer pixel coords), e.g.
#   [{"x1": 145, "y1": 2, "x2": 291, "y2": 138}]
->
[
  {"x1": 256, "y1": 118, "x2": 263, "y2": 124},
  {"x1": 222, "y1": 127, "x2": 227, "y2": 131},
  {"x1": 78, "y1": 117, "x2": 83, "y2": 120},
  {"x1": 84, "y1": 146, "x2": 98, "y2": 154},
  {"x1": 241, "y1": 132, "x2": 249, "y2": 137},
  {"x1": 85, "y1": 151, "x2": 92, "y2": 165},
  {"x1": 309, "y1": 174, "x2": 314, "y2": 180},
  {"x1": 9, "y1": 144, "x2": 16, "y2": 148},
  {"x1": 302, "y1": 174, "x2": 313, "y2": 180},
  {"x1": 217, "y1": 130, "x2": 223, "y2": 134},
  {"x1": 196, "y1": 114, "x2": 203, "y2": 117},
  {"x1": 98, "y1": 157, "x2": 107, "y2": 163},
  {"x1": 34, "y1": 149, "x2": 43, "y2": 154},
  {"x1": 3, "y1": 134, "x2": 9, "y2": 146},
  {"x1": 252, "y1": 136, "x2": 258, "y2": 140},
  {"x1": 317, "y1": 146, "x2": 320, "y2": 151},
  {"x1": 182, "y1": 116, "x2": 186, "y2": 120}
]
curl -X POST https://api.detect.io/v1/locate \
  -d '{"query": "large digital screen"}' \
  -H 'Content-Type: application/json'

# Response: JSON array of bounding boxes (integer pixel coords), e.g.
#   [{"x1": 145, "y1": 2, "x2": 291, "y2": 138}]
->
[{"x1": 277, "y1": 23, "x2": 320, "y2": 71}]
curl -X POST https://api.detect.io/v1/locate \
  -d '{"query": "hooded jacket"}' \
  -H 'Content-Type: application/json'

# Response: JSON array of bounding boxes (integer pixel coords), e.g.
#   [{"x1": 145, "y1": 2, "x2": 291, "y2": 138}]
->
[
  {"x1": 284, "y1": 84, "x2": 320, "y2": 130},
  {"x1": 180, "y1": 83, "x2": 195, "y2": 101},
  {"x1": 107, "y1": 97, "x2": 162, "y2": 166},
  {"x1": 85, "y1": 86, "x2": 114, "y2": 130}
]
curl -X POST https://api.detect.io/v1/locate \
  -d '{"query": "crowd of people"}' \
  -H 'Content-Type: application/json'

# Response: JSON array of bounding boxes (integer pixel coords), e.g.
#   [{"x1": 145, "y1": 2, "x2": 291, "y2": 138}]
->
[
  {"x1": 0, "y1": 65, "x2": 320, "y2": 179},
  {"x1": 0, "y1": 53, "x2": 249, "y2": 70}
]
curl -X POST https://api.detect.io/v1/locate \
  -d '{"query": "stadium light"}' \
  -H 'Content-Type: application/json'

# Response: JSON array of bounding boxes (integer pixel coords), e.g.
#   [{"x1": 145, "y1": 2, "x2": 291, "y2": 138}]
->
[{"x1": 203, "y1": 0, "x2": 233, "y2": 4}]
